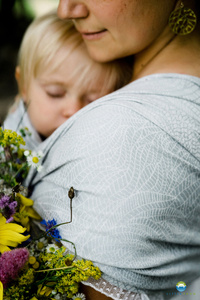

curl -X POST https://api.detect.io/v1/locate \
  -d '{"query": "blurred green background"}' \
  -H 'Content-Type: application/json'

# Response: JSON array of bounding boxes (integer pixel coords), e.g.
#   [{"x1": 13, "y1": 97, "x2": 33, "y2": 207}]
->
[{"x1": 0, "y1": 0, "x2": 59, "y2": 123}]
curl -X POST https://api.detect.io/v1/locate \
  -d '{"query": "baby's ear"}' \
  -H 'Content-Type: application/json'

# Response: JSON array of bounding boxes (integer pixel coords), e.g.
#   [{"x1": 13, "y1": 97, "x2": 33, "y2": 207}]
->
[
  {"x1": 15, "y1": 66, "x2": 26, "y2": 101},
  {"x1": 15, "y1": 66, "x2": 20, "y2": 82}
]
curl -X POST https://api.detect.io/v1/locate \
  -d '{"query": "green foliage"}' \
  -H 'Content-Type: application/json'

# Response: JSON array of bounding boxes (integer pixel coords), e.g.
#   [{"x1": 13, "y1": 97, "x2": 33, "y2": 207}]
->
[
  {"x1": 0, "y1": 127, "x2": 29, "y2": 188},
  {"x1": 4, "y1": 242, "x2": 101, "y2": 300}
]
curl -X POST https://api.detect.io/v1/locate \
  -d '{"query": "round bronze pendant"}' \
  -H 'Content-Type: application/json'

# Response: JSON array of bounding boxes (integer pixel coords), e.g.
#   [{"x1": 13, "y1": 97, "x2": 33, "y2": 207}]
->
[{"x1": 169, "y1": 7, "x2": 197, "y2": 35}]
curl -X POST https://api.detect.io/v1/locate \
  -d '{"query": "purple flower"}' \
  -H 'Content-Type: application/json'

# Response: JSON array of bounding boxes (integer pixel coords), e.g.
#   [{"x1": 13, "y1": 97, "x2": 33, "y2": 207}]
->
[
  {"x1": 0, "y1": 248, "x2": 29, "y2": 288},
  {"x1": 6, "y1": 216, "x2": 14, "y2": 223},
  {"x1": 7, "y1": 201, "x2": 17, "y2": 219},
  {"x1": 0, "y1": 195, "x2": 17, "y2": 222},
  {"x1": 0, "y1": 195, "x2": 11, "y2": 209},
  {"x1": 41, "y1": 219, "x2": 62, "y2": 242},
  {"x1": 9, "y1": 201, "x2": 18, "y2": 210}
]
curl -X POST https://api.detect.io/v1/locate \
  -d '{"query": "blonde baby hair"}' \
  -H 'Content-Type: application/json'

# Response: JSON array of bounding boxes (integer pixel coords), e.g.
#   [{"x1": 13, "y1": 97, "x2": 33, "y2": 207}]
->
[{"x1": 17, "y1": 11, "x2": 132, "y2": 98}]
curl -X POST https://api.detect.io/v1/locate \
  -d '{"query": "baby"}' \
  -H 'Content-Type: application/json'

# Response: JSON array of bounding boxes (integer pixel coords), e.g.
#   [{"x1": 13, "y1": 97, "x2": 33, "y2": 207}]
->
[{"x1": 4, "y1": 11, "x2": 132, "y2": 150}]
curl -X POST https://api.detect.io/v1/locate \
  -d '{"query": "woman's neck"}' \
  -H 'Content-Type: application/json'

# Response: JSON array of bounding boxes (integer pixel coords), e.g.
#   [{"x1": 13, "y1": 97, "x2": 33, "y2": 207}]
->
[{"x1": 132, "y1": 25, "x2": 200, "y2": 81}]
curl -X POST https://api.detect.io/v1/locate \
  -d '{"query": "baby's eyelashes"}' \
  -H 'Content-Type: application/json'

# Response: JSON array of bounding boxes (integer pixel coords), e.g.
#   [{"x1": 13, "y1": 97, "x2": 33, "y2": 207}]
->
[
  {"x1": 82, "y1": 93, "x2": 100, "y2": 104},
  {"x1": 44, "y1": 84, "x2": 66, "y2": 98},
  {"x1": 46, "y1": 92, "x2": 66, "y2": 98}
]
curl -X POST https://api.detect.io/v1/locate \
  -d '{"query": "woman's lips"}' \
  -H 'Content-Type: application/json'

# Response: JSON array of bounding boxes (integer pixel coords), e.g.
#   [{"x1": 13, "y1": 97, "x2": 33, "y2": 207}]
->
[{"x1": 80, "y1": 29, "x2": 107, "y2": 41}]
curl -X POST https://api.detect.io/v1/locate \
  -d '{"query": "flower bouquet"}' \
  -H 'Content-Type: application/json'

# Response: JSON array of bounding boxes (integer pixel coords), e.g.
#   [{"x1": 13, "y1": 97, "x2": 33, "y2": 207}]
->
[{"x1": 0, "y1": 127, "x2": 101, "y2": 300}]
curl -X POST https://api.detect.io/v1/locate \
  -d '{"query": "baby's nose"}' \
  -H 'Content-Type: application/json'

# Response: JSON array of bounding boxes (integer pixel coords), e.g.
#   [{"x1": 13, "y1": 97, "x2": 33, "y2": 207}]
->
[{"x1": 62, "y1": 98, "x2": 82, "y2": 118}]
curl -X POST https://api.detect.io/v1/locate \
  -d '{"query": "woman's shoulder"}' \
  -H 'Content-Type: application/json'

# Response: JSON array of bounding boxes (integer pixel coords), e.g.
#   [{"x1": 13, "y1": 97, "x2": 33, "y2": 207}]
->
[
  {"x1": 118, "y1": 73, "x2": 200, "y2": 99},
  {"x1": 35, "y1": 72, "x2": 200, "y2": 172},
  {"x1": 79, "y1": 73, "x2": 200, "y2": 114},
  {"x1": 72, "y1": 73, "x2": 200, "y2": 129}
]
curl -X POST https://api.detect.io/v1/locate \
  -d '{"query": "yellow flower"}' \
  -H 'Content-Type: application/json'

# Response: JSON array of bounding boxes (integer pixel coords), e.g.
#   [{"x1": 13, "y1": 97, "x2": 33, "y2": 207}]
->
[
  {"x1": 29, "y1": 256, "x2": 36, "y2": 264},
  {"x1": 37, "y1": 284, "x2": 53, "y2": 297},
  {"x1": 0, "y1": 128, "x2": 25, "y2": 147},
  {"x1": 18, "y1": 268, "x2": 35, "y2": 286},
  {"x1": 32, "y1": 261, "x2": 40, "y2": 269},
  {"x1": 0, "y1": 281, "x2": 3, "y2": 300},
  {"x1": 37, "y1": 241, "x2": 45, "y2": 250},
  {"x1": 0, "y1": 213, "x2": 30, "y2": 253},
  {"x1": 14, "y1": 193, "x2": 41, "y2": 231}
]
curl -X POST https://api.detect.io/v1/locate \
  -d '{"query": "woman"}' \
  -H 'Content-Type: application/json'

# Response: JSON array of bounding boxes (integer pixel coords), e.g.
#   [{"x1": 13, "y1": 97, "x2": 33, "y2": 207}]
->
[{"x1": 25, "y1": 0, "x2": 200, "y2": 299}]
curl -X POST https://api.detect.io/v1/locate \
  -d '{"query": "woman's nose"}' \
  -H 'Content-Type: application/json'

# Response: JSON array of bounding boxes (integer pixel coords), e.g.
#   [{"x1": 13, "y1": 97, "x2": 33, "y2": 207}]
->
[{"x1": 57, "y1": 0, "x2": 89, "y2": 19}]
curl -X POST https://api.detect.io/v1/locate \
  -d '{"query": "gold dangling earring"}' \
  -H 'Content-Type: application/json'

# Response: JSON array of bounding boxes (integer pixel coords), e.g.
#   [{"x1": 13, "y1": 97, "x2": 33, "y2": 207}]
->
[{"x1": 169, "y1": 2, "x2": 197, "y2": 35}]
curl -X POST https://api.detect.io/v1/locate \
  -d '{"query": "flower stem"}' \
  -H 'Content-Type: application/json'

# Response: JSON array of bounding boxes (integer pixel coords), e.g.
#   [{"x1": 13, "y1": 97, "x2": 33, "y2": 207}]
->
[
  {"x1": 11, "y1": 162, "x2": 28, "y2": 180},
  {"x1": 35, "y1": 265, "x2": 87, "y2": 273}
]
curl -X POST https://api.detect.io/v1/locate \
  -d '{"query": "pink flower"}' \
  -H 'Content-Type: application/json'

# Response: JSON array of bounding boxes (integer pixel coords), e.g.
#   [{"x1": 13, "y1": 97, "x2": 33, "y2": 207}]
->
[{"x1": 0, "y1": 248, "x2": 29, "y2": 288}]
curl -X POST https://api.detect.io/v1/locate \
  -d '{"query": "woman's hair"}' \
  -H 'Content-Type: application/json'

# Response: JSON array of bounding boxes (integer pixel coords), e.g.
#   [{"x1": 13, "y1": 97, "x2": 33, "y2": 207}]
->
[
  {"x1": 17, "y1": 11, "x2": 133, "y2": 95},
  {"x1": 195, "y1": 2, "x2": 200, "y2": 16}
]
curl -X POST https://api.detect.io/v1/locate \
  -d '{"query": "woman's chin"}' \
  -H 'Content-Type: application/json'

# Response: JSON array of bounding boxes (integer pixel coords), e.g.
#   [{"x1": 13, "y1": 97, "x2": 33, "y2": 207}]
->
[{"x1": 85, "y1": 44, "x2": 119, "y2": 63}]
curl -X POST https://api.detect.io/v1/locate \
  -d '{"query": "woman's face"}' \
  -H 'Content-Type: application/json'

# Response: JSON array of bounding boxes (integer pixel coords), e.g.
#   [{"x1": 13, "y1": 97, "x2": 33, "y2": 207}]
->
[{"x1": 58, "y1": 0, "x2": 176, "y2": 62}]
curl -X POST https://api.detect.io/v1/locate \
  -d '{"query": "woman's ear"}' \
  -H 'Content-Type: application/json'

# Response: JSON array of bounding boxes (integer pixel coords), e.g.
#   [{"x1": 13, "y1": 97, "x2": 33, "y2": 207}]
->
[{"x1": 15, "y1": 66, "x2": 27, "y2": 101}]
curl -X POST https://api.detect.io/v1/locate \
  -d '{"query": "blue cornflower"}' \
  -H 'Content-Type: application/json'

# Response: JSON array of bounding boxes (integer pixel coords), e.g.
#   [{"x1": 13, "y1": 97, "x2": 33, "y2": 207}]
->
[{"x1": 40, "y1": 219, "x2": 62, "y2": 242}]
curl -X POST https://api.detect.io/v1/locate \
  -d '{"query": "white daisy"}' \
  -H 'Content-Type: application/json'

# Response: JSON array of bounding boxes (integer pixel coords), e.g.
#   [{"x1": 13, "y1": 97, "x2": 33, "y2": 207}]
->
[
  {"x1": 24, "y1": 150, "x2": 30, "y2": 157},
  {"x1": 25, "y1": 150, "x2": 44, "y2": 172},
  {"x1": 72, "y1": 293, "x2": 86, "y2": 300},
  {"x1": 46, "y1": 243, "x2": 60, "y2": 253},
  {"x1": 37, "y1": 165, "x2": 43, "y2": 172},
  {"x1": 53, "y1": 294, "x2": 62, "y2": 299}
]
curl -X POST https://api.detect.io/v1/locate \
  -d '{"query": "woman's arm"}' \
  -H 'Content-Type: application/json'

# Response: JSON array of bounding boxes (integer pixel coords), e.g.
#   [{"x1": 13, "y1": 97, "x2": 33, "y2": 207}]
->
[{"x1": 80, "y1": 284, "x2": 113, "y2": 300}]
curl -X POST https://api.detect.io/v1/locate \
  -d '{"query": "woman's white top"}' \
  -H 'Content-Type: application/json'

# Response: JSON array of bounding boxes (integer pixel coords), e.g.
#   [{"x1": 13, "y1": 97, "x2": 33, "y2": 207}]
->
[
  {"x1": 3, "y1": 99, "x2": 42, "y2": 150},
  {"x1": 13, "y1": 74, "x2": 200, "y2": 300}
]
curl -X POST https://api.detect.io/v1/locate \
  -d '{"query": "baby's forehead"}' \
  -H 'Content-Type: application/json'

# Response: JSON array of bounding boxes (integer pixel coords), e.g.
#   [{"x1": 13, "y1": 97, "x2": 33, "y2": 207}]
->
[{"x1": 38, "y1": 46, "x2": 117, "y2": 87}]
